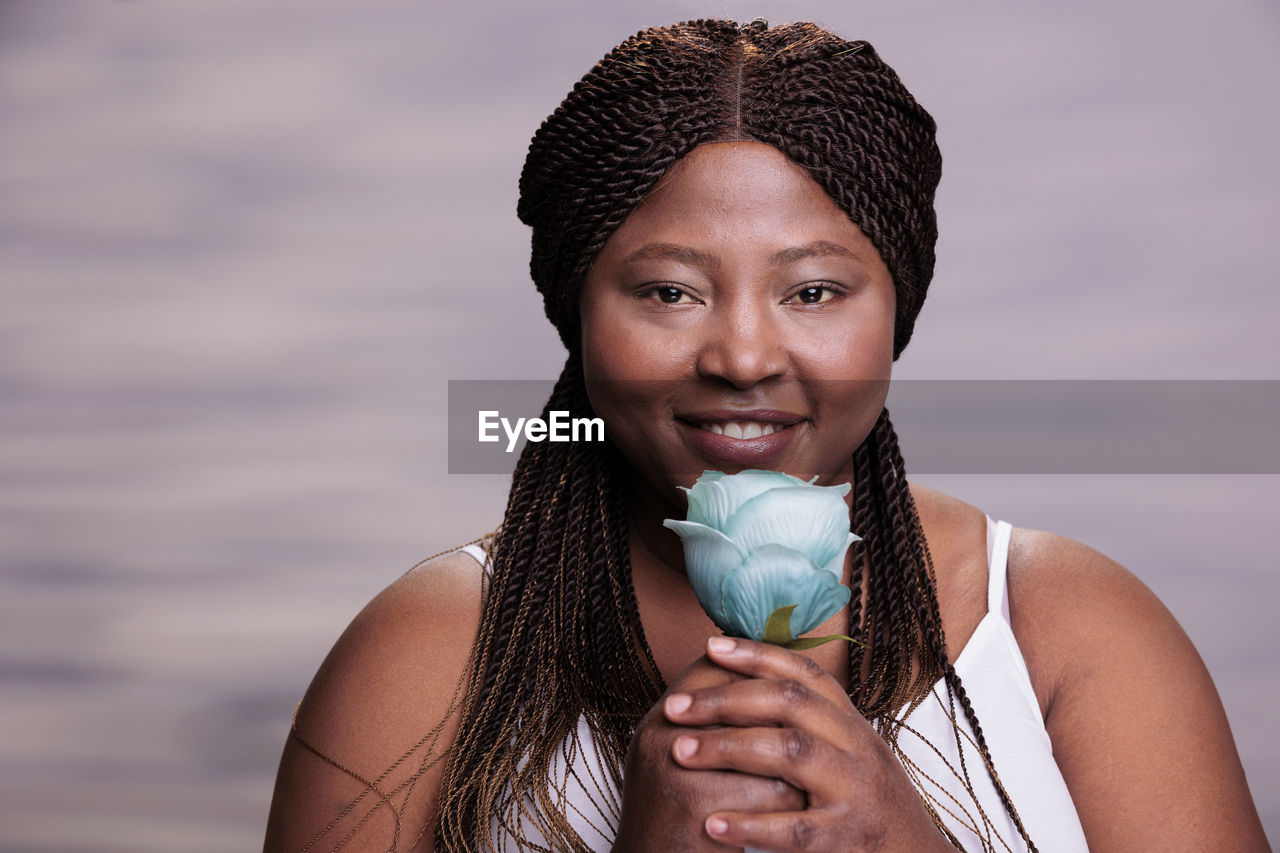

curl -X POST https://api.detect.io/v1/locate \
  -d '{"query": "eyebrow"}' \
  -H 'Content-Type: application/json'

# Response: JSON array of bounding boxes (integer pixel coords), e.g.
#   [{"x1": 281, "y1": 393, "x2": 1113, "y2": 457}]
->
[
  {"x1": 621, "y1": 240, "x2": 858, "y2": 269},
  {"x1": 769, "y1": 241, "x2": 858, "y2": 266},
  {"x1": 622, "y1": 243, "x2": 721, "y2": 269}
]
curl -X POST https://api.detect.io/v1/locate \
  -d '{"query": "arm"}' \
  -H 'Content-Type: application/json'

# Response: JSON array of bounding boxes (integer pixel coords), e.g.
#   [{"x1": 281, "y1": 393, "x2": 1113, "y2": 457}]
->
[
  {"x1": 263, "y1": 551, "x2": 484, "y2": 852},
  {"x1": 1010, "y1": 529, "x2": 1270, "y2": 852}
]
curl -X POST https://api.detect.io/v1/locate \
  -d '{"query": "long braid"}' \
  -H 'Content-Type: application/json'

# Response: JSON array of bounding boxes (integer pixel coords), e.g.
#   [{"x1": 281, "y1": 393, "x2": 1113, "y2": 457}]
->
[
  {"x1": 431, "y1": 18, "x2": 1034, "y2": 852},
  {"x1": 851, "y1": 409, "x2": 1038, "y2": 851},
  {"x1": 435, "y1": 357, "x2": 660, "y2": 851},
  {"x1": 846, "y1": 437, "x2": 873, "y2": 697}
]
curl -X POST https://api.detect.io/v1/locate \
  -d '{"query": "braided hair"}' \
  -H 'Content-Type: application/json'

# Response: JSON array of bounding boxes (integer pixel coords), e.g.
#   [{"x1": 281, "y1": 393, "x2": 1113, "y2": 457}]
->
[{"x1": 434, "y1": 19, "x2": 1036, "y2": 852}]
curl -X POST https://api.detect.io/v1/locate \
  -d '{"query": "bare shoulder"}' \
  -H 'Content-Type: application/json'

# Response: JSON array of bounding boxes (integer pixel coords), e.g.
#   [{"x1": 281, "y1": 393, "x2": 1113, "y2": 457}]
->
[
  {"x1": 296, "y1": 547, "x2": 486, "y2": 745},
  {"x1": 264, "y1": 546, "x2": 488, "y2": 851},
  {"x1": 1004, "y1": 526, "x2": 1269, "y2": 851},
  {"x1": 908, "y1": 480, "x2": 985, "y2": 526},
  {"x1": 1004, "y1": 526, "x2": 1180, "y2": 717}
]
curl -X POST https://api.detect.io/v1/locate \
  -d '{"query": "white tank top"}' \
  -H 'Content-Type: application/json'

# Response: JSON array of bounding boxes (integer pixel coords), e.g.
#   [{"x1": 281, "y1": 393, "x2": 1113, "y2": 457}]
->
[{"x1": 456, "y1": 516, "x2": 1088, "y2": 852}]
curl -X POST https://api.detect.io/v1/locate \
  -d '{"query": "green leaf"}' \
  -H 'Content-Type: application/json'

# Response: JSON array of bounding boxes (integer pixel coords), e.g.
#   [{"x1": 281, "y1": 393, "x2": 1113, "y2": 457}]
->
[
  {"x1": 782, "y1": 633, "x2": 866, "y2": 650},
  {"x1": 762, "y1": 605, "x2": 867, "y2": 648},
  {"x1": 762, "y1": 604, "x2": 797, "y2": 645}
]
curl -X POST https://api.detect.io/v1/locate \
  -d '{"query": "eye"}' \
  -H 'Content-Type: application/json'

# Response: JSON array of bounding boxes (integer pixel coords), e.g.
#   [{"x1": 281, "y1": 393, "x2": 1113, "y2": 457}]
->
[
  {"x1": 784, "y1": 284, "x2": 838, "y2": 305},
  {"x1": 639, "y1": 285, "x2": 696, "y2": 305}
]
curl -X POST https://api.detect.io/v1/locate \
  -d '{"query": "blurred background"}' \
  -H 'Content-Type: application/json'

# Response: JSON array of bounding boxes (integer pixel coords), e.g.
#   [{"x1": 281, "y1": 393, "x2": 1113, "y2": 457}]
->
[{"x1": 1, "y1": 0, "x2": 1276, "y2": 849}]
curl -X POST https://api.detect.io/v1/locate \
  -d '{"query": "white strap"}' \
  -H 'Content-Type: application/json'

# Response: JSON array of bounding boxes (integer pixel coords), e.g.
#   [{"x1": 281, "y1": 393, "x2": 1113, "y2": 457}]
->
[
  {"x1": 987, "y1": 517, "x2": 1013, "y2": 621},
  {"x1": 458, "y1": 543, "x2": 490, "y2": 573}
]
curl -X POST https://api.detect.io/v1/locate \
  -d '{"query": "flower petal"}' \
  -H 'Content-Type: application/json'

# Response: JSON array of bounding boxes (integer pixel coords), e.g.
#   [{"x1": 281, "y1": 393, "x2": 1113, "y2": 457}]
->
[
  {"x1": 662, "y1": 519, "x2": 745, "y2": 628},
  {"x1": 685, "y1": 469, "x2": 808, "y2": 529},
  {"x1": 719, "y1": 544, "x2": 852, "y2": 641},
  {"x1": 817, "y1": 532, "x2": 861, "y2": 580},
  {"x1": 723, "y1": 484, "x2": 852, "y2": 568},
  {"x1": 680, "y1": 470, "x2": 725, "y2": 526}
]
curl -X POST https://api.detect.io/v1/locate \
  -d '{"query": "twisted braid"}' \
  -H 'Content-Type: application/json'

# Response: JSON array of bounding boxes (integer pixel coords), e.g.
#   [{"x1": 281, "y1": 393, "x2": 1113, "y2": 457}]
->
[
  {"x1": 432, "y1": 18, "x2": 1034, "y2": 852},
  {"x1": 851, "y1": 410, "x2": 1037, "y2": 851},
  {"x1": 436, "y1": 356, "x2": 659, "y2": 851}
]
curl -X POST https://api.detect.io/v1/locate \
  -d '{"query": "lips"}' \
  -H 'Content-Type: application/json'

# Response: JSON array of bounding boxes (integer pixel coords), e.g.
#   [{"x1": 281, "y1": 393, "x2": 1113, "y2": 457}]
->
[{"x1": 676, "y1": 409, "x2": 806, "y2": 468}]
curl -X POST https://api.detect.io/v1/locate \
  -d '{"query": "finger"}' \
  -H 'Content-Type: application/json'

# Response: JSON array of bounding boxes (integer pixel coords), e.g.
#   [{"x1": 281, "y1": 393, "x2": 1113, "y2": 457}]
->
[
  {"x1": 681, "y1": 769, "x2": 806, "y2": 815},
  {"x1": 672, "y1": 726, "x2": 853, "y2": 798},
  {"x1": 666, "y1": 654, "x2": 750, "y2": 694},
  {"x1": 705, "y1": 810, "x2": 832, "y2": 853},
  {"x1": 705, "y1": 637, "x2": 852, "y2": 709},
  {"x1": 664, "y1": 679, "x2": 859, "y2": 751}
]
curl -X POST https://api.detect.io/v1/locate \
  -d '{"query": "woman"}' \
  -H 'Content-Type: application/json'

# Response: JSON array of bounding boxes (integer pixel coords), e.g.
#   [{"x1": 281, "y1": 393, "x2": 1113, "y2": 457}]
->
[{"x1": 265, "y1": 19, "x2": 1268, "y2": 852}]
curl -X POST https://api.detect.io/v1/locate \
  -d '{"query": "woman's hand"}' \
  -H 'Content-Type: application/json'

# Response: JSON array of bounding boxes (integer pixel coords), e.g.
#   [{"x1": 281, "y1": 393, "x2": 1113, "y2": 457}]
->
[
  {"x1": 661, "y1": 636, "x2": 953, "y2": 853},
  {"x1": 613, "y1": 653, "x2": 807, "y2": 853}
]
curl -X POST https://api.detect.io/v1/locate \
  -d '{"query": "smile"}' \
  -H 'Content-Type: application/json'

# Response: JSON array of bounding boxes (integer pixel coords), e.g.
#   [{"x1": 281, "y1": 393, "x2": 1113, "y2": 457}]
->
[
  {"x1": 697, "y1": 421, "x2": 784, "y2": 439},
  {"x1": 676, "y1": 411, "x2": 805, "y2": 468}
]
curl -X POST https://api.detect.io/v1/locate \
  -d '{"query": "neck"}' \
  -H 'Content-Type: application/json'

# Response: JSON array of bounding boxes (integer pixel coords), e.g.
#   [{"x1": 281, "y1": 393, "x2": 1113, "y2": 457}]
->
[{"x1": 625, "y1": 469, "x2": 690, "y2": 582}]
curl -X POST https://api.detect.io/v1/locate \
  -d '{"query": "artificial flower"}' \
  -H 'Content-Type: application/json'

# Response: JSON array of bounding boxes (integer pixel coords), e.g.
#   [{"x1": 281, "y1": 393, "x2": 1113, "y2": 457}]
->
[{"x1": 663, "y1": 469, "x2": 860, "y2": 647}]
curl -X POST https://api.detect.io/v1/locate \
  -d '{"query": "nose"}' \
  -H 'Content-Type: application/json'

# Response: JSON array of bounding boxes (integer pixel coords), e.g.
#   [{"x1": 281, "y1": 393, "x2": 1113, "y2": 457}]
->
[{"x1": 695, "y1": 302, "x2": 787, "y2": 389}]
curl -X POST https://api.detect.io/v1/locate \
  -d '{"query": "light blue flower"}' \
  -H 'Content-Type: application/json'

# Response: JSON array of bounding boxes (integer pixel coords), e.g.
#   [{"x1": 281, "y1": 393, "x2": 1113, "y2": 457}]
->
[{"x1": 663, "y1": 470, "x2": 860, "y2": 645}]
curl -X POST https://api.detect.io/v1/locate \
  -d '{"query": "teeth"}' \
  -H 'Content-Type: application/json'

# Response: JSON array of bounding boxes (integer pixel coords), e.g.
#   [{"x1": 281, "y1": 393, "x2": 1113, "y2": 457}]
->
[{"x1": 699, "y1": 421, "x2": 782, "y2": 439}]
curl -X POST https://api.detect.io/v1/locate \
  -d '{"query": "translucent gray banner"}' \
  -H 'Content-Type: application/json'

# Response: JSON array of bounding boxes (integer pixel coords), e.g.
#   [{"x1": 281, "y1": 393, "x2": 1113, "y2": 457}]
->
[{"x1": 447, "y1": 379, "x2": 1280, "y2": 474}]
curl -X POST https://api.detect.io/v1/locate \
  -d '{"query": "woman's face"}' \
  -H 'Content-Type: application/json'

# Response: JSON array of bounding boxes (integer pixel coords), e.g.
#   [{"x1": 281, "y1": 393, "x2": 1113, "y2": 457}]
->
[{"x1": 579, "y1": 141, "x2": 896, "y2": 508}]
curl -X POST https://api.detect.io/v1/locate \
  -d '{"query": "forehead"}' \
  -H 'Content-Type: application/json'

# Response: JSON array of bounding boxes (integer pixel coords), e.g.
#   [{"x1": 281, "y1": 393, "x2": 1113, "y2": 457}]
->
[
  {"x1": 644, "y1": 141, "x2": 836, "y2": 210},
  {"x1": 596, "y1": 141, "x2": 878, "y2": 262}
]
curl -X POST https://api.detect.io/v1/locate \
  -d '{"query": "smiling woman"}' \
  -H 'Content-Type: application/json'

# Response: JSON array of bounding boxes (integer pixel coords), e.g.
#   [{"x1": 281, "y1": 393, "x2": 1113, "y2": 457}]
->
[
  {"x1": 264, "y1": 18, "x2": 1269, "y2": 853},
  {"x1": 579, "y1": 142, "x2": 894, "y2": 488}
]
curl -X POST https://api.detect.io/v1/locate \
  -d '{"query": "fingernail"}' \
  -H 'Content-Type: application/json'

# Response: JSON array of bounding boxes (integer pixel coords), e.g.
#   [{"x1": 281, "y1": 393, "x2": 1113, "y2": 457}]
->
[
  {"x1": 674, "y1": 735, "x2": 698, "y2": 760},
  {"x1": 707, "y1": 636, "x2": 736, "y2": 654},
  {"x1": 665, "y1": 693, "x2": 692, "y2": 716},
  {"x1": 706, "y1": 816, "x2": 728, "y2": 837}
]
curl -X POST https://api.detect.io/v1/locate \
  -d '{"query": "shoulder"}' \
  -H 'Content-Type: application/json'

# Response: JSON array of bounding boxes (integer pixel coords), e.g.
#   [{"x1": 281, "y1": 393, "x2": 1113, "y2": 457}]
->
[
  {"x1": 1004, "y1": 527, "x2": 1269, "y2": 849},
  {"x1": 264, "y1": 545, "x2": 488, "y2": 850},
  {"x1": 299, "y1": 547, "x2": 486, "y2": 736},
  {"x1": 1004, "y1": 526, "x2": 1186, "y2": 719}
]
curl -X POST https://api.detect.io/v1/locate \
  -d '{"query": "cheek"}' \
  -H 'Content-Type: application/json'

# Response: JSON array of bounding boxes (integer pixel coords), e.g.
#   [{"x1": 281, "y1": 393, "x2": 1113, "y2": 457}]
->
[
  {"x1": 583, "y1": 322, "x2": 685, "y2": 385},
  {"x1": 580, "y1": 305, "x2": 679, "y2": 450},
  {"x1": 847, "y1": 292, "x2": 896, "y2": 378},
  {"x1": 797, "y1": 312, "x2": 895, "y2": 381}
]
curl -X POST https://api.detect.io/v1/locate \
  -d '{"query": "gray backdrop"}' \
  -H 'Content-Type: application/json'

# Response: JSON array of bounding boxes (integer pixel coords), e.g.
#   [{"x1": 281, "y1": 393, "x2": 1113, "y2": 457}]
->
[{"x1": 2, "y1": 0, "x2": 1276, "y2": 849}]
